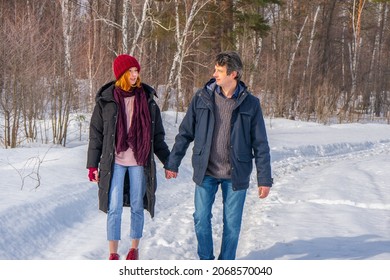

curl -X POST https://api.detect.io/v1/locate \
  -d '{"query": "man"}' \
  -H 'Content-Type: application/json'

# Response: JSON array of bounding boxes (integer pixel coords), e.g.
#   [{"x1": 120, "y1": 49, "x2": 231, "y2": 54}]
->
[{"x1": 164, "y1": 51, "x2": 273, "y2": 260}]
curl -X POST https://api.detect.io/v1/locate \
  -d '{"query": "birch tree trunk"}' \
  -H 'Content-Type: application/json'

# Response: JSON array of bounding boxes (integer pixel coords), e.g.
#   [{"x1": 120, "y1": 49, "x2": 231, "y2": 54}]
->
[
  {"x1": 343, "y1": 0, "x2": 366, "y2": 118},
  {"x1": 286, "y1": 14, "x2": 308, "y2": 118},
  {"x1": 368, "y1": 3, "x2": 383, "y2": 84},
  {"x1": 373, "y1": 3, "x2": 388, "y2": 117},
  {"x1": 338, "y1": 0, "x2": 366, "y2": 121},
  {"x1": 287, "y1": 15, "x2": 308, "y2": 81},
  {"x1": 121, "y1": 0, "x2": 129, "y2": 54},
  {"x1": 60, "y1": 0, "x2": 73, "y2": 77},
  {"x1": 248, "y1": 37, "x2": 263, "y2": 90},
  {"x1": 129, "y1": 0, "x2": 150, "y2": 55},
  {"x1": 300, "y1": 5, "x2": 320, "y2": 117},
  {"x1": 301, "y1": 5, "x2": 320, "y2": 87},
  {"x1": 53, "y1": 0, "x2": 75, "y2": 146},
  {"x1": 87, "y1": 1, "x2": 97, "y2": 107},
  {"x1": 162, "y1": 0, "x2": 210, "y2": 113},
  {"x1": 364, "y1": 2, "x2": 383, "y2": 116}
]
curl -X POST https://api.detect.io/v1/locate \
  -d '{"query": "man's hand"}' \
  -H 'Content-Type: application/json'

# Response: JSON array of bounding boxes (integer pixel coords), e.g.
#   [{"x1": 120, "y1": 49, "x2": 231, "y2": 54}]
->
[
  {"x1": 165, "y1": 169, "x2": 178, "y2": 179},
  {"x1": 258, "y1": 186, "x2": 270, "y2": 199}
]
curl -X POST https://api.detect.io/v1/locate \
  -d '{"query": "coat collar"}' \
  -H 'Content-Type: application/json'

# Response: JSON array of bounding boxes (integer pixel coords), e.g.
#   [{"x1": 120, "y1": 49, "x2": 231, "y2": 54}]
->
[
  {"x1": 202, "y1": 78, "x2": 249, "y2": 107},
  {"x1": 96, "y1": 81, "x2": 157, "y2": 102}
]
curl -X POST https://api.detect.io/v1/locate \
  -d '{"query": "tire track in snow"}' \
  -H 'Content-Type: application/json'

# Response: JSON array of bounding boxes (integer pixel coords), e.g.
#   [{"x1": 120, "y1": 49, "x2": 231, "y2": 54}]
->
[
  {"x1": 271, "y1": 140, "x2": 390, "y2": 179},
  {"x1": 307, "y1": 199, "x2": 390, "y2": 210},
  {"x1": 266, "y1": 140, "x2": 390, "y2": 209},
  {"x1": 238, "y1": 139, "x2": 390, "y2": 259},
  {"x1": 0, "y1": 183, "x2": 96, "y2": 259}
]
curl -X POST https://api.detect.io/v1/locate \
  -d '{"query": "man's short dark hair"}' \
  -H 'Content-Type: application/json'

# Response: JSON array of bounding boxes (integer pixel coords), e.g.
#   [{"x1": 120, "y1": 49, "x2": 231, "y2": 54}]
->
[{"x1": 215, "y1": 51, "x2": 243, "y2": 80}]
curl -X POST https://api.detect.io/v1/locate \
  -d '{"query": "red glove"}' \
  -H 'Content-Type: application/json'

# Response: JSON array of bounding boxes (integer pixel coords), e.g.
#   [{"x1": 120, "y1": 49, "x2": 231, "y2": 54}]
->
[{"x1": 88, "y1": 167, "x2": 98, "y2": 182}]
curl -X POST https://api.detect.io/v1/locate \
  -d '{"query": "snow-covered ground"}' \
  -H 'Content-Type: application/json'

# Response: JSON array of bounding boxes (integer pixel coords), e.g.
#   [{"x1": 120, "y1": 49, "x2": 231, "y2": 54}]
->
[{"x1": 1, "y1": 112, "x2": 390, "y2": 263}]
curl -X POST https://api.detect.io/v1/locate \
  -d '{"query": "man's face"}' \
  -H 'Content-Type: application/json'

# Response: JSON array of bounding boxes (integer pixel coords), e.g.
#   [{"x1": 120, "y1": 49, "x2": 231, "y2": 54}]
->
[{"x1": 213, "y1": 64, "x2": 236, "y2": 87}]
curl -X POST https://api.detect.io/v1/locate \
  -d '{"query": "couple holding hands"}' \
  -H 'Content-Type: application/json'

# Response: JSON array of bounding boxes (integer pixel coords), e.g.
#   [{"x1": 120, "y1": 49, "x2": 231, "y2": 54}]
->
[{"x1": 87, "y1": 51, "x2": 273, "y2": 260}]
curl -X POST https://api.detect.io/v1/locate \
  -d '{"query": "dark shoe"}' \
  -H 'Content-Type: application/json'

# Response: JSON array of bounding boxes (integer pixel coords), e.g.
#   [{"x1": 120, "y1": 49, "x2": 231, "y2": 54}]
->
[
  {"x1": 126, "y1": 248, "x2": 139, "y2": 260},
  {"x1": 109, "y1": 253, "x2": 120, "y2": 260}
]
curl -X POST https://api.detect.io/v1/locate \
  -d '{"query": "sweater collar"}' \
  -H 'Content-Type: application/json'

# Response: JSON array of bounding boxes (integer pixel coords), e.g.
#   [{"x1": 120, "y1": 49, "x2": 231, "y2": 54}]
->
[{"x1": 205, "y1": 78, "x2": 247, "y2": 100}]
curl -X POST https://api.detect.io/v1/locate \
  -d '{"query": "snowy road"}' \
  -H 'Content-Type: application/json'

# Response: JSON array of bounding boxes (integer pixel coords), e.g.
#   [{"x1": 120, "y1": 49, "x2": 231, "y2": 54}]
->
[
  {"x1": 241, "y1": 140, "x2": 390, "y2": 260},
  {"x1": 1, "y1": 117, "x2": 389, "y2": 260}
]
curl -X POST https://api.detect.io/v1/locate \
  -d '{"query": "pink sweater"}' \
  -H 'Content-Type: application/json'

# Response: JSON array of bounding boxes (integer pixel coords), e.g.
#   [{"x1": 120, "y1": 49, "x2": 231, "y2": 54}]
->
[{"x1": 115, "y1": 96, "x2": 138, "y2": 166}]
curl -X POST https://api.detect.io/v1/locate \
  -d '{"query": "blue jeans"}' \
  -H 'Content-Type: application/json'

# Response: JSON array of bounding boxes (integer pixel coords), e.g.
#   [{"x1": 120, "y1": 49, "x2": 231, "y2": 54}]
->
[
  {"x1": 193, "y1": 176, "x2": 247, "y2": 260},
  {"x1": 107, "y1": 163, "x2": 145, "y2": 240}
]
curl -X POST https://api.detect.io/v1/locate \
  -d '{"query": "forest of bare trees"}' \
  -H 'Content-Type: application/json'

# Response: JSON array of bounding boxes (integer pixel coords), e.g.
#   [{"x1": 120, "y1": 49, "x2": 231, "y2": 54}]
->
[{"x1": 1, "y1": 0, "x2": 389, "y2": 148}]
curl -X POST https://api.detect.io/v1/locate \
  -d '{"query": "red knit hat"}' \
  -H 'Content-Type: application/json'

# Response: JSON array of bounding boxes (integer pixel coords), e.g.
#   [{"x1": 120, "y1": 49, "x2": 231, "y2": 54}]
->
[{"x1": 113, "y1": 54, "x2": 141, "y2": 80}]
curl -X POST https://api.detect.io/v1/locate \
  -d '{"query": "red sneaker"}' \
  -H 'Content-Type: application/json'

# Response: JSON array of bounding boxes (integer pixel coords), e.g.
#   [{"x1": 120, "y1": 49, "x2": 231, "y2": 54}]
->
[
  {"x1": 126, "y1": 248, "x2": 139, "y2": 260},
  {"x1": 109, "y1": 253, "x2": 120, "y2": 260}
]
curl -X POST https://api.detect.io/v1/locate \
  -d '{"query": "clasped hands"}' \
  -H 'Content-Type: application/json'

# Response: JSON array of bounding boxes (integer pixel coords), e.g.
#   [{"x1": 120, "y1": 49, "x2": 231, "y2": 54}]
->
[{"x1": 165, "y1": 169, "x2": 178, "y2": 179}]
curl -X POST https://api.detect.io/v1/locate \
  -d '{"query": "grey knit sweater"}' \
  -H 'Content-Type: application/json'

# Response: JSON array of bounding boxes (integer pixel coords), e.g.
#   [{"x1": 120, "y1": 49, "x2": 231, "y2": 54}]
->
[{"x1": 206, "y1": 92, "x2": 236, "y2": 179}]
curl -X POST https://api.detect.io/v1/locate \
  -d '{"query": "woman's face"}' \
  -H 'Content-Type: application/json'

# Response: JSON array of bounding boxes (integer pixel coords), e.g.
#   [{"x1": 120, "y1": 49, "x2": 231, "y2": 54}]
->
[{"x1": 127, "y1": 67, "x2": 139, "y2": 85}]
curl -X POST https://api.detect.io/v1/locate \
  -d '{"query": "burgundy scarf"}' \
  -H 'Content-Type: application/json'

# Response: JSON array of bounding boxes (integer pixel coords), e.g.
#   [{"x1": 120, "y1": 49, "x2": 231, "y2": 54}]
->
[{"x1": 114, "y1": 86, "x2": 151, "y2": 166}]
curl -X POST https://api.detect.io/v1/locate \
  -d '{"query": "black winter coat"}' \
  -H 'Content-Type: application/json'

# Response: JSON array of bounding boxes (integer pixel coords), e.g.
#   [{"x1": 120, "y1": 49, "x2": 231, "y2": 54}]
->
[
  {"x1": 87, "y1": 81, "x2": 170, "y2": 217},
  {"x1": 164, "y1": 78, "x2": 273, "y2": 190}
]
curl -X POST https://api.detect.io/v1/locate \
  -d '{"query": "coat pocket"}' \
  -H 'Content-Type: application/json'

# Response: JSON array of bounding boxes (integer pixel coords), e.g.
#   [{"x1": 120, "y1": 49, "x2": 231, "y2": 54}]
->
[
  {"x1": 192, "y1": 146, "x2": 203, "y2": 169},
  {"x1": 237, "y1": 153, "x2": 253, "y2": 162},
  {"x1": 235, "y1": 153, "x2": 253, "y2": 179}
]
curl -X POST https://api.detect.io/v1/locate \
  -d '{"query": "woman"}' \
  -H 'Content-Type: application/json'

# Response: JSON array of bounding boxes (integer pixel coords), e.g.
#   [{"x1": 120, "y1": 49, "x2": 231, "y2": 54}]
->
[{"x1": 86, "y1": 54, "x2": 170, "y2": 260}]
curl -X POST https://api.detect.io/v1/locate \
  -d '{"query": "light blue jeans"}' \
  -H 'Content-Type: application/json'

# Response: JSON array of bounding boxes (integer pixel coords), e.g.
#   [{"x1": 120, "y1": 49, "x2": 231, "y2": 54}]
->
[
  {"x1": 193, "y1": 176, "x2": 247, "y2": 260},
  {"x1": 107, "y1": 163, "x2": 145, "y2": 241}
]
